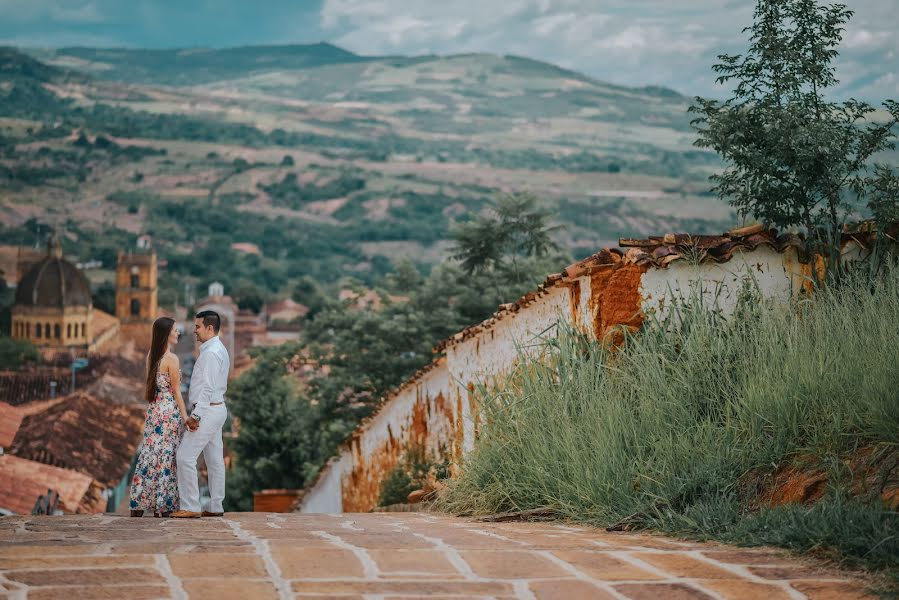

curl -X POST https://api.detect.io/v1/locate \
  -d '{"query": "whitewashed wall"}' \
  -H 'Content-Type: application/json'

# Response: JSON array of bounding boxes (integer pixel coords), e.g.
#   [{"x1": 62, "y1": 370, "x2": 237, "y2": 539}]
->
[
  {"x1": 446, "y1": 285, "x2": 572, "y2": 454},
  {"x1": 640, "y1": 246, "x2": 804, "y2": 321},
  {"x1": 300, "y1": 454, "x2": 350, "y2": 513},
  {"x1": 299, "y1": 245, "x2": 815, "y2": 513},
  {"x1": 298, "y1": 360, "x2": 455, "y2": 513}
]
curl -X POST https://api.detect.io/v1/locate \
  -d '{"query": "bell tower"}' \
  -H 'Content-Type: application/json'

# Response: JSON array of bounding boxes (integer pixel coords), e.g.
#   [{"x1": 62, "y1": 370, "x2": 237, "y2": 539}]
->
[{"x1": 116, "y1": 248, "x2": 158, "y2": 349}]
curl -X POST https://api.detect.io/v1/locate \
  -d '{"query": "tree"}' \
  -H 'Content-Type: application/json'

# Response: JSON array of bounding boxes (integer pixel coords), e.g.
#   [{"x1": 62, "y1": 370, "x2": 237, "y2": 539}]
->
[
  {"x1": 224, "y1": 344, "x2": 317, "y2": 511},
  {"x1": 292, "y1": 276, "x2": 329, "y2": 318},
  {"x1": 0, "y1": 337, "x2": 40, "y2": 370},
  {"x1": 91, "y1": 281, "x2": 116, "y2": 315},
  {"x1": 233, "y1": 282, "x2": 266, "y2": 313},
  {"x1": 450, "y1": 192, "x2": 563, "y2": 283},
  {"x1": 689, "y1": 0, "x2": 899, "y2": 270}
]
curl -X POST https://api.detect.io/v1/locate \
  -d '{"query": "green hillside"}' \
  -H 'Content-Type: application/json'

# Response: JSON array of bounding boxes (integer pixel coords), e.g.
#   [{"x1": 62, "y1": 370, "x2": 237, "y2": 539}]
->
[{"x1": 0, "y1": 45, "x2": 735, "y2": 308}]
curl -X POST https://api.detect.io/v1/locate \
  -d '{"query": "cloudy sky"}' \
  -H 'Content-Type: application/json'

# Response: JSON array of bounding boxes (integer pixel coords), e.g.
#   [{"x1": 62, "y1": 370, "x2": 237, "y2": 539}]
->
[{"x1": 1, "y1": 0, "x2": 896, "y2": 99}]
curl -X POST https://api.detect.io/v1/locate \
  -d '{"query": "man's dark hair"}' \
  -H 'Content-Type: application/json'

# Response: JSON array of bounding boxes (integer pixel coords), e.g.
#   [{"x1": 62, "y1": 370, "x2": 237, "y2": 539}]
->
[{"x1": 195, "y1": 310, "x2": 221, "y2": 333}]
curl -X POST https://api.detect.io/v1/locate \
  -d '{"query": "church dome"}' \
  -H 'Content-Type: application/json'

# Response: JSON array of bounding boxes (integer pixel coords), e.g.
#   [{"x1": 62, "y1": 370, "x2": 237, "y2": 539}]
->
[{"x1": 14, "y1": 234, "x2": 92, "y2": 309}]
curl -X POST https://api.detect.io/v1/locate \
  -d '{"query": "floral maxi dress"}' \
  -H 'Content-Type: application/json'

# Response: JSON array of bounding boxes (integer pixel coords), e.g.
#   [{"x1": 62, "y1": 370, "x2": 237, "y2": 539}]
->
[{"x1": 129, "y1": 370, "x2": 183, "y2": 512}]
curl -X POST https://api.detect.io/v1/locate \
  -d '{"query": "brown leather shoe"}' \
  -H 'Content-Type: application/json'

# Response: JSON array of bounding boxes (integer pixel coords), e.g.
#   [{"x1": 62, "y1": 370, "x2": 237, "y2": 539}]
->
[
  {"x1": 202, "y1": 511, "x2": 224, "y2": 517},
  {"x1": 169, "y1": 510, "x2": 202, "y2": 518}
]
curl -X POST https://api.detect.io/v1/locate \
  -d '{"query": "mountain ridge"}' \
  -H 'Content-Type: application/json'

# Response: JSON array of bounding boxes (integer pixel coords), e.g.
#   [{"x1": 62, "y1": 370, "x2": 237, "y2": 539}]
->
[{"x1": 25, "y1": 43, "x2": 684, "y2": 100}]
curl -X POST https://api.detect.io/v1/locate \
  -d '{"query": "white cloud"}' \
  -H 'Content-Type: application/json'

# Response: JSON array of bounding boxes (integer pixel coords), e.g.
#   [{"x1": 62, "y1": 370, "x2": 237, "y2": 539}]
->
[
  {"x1": 0, "y1": 0, "x2": 107, "y2": 24},
  {"x1": 0, "y1": 31, "x2": 120, "y2": 47},
  {"x1": 319, "y1": 0, "x2": 899, "y2": 99}
]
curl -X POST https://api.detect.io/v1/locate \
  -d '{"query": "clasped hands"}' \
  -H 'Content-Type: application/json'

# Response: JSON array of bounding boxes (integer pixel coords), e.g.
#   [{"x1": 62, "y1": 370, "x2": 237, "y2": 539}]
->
[{"x1": 184, "y1": 416, "x2": 200, "y2": 431}]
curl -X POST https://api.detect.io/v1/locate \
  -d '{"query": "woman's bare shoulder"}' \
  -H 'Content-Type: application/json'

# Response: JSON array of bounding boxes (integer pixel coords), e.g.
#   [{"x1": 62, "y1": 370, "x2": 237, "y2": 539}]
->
[{"x1": 161, "y1": 352, "x2": 180, "y2": 367}]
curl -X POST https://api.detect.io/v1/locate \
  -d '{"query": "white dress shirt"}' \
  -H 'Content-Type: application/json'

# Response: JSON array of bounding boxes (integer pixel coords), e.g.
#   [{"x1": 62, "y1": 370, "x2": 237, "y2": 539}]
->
[{"x1": 189, "y1": 336, "x2": 230, "y2": 409}]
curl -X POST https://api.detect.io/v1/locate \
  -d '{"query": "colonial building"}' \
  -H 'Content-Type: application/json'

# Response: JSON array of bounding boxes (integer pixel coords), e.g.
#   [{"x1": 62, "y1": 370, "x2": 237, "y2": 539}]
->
[{"x1": 11, "y1": 234, "x2": 95, "y2": 352}]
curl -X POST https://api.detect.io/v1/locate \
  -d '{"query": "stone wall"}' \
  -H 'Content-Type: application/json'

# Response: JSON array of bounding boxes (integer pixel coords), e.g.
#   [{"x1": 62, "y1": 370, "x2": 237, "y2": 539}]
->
[{"x1": 299, "y1": 234, "x2": 865, "y2": 513}]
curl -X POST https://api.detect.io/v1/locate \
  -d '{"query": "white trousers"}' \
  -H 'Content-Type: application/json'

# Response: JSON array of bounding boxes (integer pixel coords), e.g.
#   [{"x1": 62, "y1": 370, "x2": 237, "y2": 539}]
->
[{"x1": 177, "y1": 404, "x2": 227, "y2": 513}]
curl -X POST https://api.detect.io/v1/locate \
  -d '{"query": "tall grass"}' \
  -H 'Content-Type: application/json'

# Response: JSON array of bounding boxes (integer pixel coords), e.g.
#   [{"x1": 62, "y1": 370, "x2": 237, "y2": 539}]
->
[{"x1": 439, "y1": 267, "x2": 899, "y2": 574}]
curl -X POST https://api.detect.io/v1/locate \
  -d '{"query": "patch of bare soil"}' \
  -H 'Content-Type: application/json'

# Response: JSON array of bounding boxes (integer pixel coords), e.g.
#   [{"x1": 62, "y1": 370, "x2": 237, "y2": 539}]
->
[{"x1": 746, "y1": 446, "x2": 899, "y2": 510}]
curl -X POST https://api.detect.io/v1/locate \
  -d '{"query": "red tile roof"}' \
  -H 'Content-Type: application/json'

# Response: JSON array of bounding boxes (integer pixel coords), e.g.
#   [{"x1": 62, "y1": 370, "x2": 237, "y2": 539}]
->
[
  {"x1": 0, "y1": 454, "x2": 98, "y2": 514},
  {"x1": 92, "y1": 307, "x2": 119, "y2": 339},
  {"x1": 10, "y1": 391, "x2": 145, "y2": 487},
  {"x1": 266, "y1": 298, "x2": 310, "y2": 321},
  {"x1": 0, "y1": 402, "x2": 24, "y2": 448}
]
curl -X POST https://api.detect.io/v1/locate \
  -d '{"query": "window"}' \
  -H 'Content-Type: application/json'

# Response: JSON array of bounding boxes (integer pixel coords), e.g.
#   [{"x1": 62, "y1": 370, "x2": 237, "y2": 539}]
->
[
  {"x1": 81, "y1": 323, "x2": 86, "y2": 338},
  {"x1": 131, "y1": 274, "x2": 140, "y2": 288},
  {"x1": 54, "y1": 324, "x2": 61, "y2": 339},
  {"x1": 67, "y1": 324, "x2": 72, "y2": 338},
  {"x1": 26, "y1": 323, "x2": 31, "y2": 337},
  {"x1": 36, "y1": 324, "x2": 42, "y2": 338},
  {"x1": 131, "y1": 299, "x2": 141, "y2": 316},
  {"x1": 44, "y1": 323, "x2": 50, "y2": 338}
]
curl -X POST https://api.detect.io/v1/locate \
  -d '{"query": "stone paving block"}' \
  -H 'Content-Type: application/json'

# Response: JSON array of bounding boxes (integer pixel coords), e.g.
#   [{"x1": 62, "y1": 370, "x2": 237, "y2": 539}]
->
[
  {"x1": 5, "y1": 567, "x2": 164, "y2": 587},
  {"x1": 528, "y1": 579, "x2": 617, "y2": 600},
  {"x1": 65, "y1": 530, "x2": 170, "y2": 542},
  {"x1": 700, "y1": 549, "x2": 795, "y2": 566},
  {"x1": 615, "y1": 582, "x2": 717, "y2": 600},
  {"x1": 552, "y1": 550, "x2": 663, "y2": 581},
  {"x1": 26, "y1": 585, "x2": 171, "y2": 600},
  {"x1": 264, "y1": 533, "x2": 346, "y2": 548},
  {"x1": 272, "y1": 546, "x2": 365, "y2": 579},
  {"x1": 631, "y1": 552, "x2": 736, "y2": 579},
  {"x1": 790, "y1": 580, "x2": 875, "y2": 599},
  {"x1": 407, "y1": 529, "x2": 524, "y2": 550},
  {"x1": 0, "y1": 544, "x2": 104, "y2": 558},
  {"x1": 367, "y1": 549, "x2": 461, "y2": 576},
  {"x1": 291, "y1": 579, "x2": 516, "y2": 596},
  {"x1": 474, "y1": 528, "x2": 589, "y2": 549},
  {"x1": 239, "y1": 529, "x2": 341, "y2": 543},
  {"x1": 169, "y1": 552, "x2": 267, "y2": 578},
  {"x1": 696, "y1": 578, "x2": 794, "y2": 600},
  {"x1": 167, "y1": 542, "x2": 255, "y2": 554},
  {"x1": 0, "y1": 555, "x2": 155, "y2": 569},
  {"x1": 182, "y1": 579, "x2": 280, "y2": 600},
  {"x1": 334, "y1": 531, "x2": 436, "y2": 550},
  {"x1": 460, "y1": 550, "x2": 569, "y2": 579}
]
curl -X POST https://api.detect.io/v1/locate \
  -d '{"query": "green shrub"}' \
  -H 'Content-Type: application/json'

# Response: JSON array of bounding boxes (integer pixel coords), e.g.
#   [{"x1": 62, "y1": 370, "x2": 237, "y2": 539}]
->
[{"x1": 0, "y1": 337, "x2": 40, "y2": 370}]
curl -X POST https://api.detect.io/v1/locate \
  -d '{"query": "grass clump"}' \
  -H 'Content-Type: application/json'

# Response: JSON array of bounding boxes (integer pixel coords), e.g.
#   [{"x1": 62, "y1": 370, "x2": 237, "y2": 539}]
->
[{"x1": 438, "y1": 267, "x2": 899, "y2": 581}]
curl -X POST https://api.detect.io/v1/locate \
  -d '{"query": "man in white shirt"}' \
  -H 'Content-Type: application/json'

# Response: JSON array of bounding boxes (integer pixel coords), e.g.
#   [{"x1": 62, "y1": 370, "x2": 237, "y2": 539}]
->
[{"x1": 171, "y1": 310, "x2": 230, "y2": 518}]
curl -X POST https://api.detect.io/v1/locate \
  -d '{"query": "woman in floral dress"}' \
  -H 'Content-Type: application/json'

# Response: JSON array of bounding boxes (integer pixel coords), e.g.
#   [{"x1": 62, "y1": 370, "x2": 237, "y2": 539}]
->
[{"x1": 129, "y1": 317, "x2": 192, "y2": 517}]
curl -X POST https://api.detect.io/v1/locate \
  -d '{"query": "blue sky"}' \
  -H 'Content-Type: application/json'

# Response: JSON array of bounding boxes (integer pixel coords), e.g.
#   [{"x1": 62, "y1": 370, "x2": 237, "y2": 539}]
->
[{"x1": 1, "y1": 0, "x2": 896, "y2": 100}]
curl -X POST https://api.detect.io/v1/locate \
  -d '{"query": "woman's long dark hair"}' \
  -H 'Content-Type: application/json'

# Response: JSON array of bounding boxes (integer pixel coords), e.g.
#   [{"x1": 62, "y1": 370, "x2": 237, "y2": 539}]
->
[{"x1": 146, "y1": 317, "x2": 175, "y2": 403}]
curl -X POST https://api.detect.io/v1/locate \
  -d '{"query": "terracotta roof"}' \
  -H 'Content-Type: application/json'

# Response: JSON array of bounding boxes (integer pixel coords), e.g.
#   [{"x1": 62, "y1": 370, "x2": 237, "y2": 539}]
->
[
  {"x1": 0, "y1": 368, "x2": 73, "y2": 406},
  {"x1": 0, "y1": 454, "x2": 100, "y2": 514},
  {"x1": 9, "y1": 391, "x2": 145, "y2": 486},
  {"x1": 266, "y1": 298, "x2": 310, "y2": 320},
  {"x1": 0, "y1": 402, "x2": 24, "y2": 448},
  {"x1": 91, "y1": 308, "x2": 119, "y2": 339}
]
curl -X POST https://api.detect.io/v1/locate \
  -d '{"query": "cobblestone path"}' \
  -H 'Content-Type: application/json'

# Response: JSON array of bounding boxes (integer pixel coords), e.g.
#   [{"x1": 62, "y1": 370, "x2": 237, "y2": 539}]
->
[{"x1": 0, "y1": 512, "x2": 872, "y2": 599}]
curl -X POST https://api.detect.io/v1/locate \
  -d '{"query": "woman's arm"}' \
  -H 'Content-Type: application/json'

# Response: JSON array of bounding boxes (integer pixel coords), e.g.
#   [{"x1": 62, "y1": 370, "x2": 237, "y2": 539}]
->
[{"x1": 164, "y1": 356, "x2": 191, "y2": 423}]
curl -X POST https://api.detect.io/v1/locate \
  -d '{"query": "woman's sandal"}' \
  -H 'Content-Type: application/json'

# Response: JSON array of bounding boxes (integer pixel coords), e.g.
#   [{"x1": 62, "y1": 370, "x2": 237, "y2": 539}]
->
[{"x1": 130, "y1": 510, "x2": 144, "y2": 518}]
